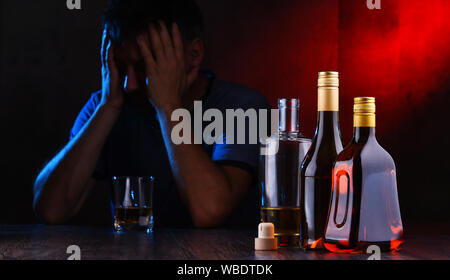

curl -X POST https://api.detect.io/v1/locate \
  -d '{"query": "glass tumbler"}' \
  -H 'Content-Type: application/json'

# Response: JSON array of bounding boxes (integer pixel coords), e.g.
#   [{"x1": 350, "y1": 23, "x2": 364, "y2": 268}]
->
[{"x1": 112, "y1": 176, "x2": 154, "y2": 232}]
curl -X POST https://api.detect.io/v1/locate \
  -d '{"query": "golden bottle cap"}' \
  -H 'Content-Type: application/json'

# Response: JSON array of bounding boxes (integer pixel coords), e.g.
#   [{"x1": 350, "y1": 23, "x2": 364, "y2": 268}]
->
[
  {"x1": 354, "y1": 97, "x2": 376, "y2": 113},
  {"x1": 318, "y1": 71, "x2": 339, "y2": 111},
  {"x1": 354, "y1": 97, "x2": 376, "y2": 127},
  {"x1": 318, "y1": 71, "x2": 339, "y2": 87}
]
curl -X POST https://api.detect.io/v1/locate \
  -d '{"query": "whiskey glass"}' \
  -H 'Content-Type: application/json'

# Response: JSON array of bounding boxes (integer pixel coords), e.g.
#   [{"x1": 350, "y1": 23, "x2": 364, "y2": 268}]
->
[{"x1": 111, "y1": 176, "x2": 154, "y2": 232}]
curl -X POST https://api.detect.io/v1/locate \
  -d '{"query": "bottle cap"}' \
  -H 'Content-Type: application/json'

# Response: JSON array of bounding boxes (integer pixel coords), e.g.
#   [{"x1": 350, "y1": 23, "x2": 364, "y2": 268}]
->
[
  {"x1": 278, "y1": 98, "x2": 300, "y2": 134},
  {"x1": 255, "y1": 223, "x2": 278, "y2": 251},
  {"x1": 318, "y1": 71, "x2": 339, "y2": 87},
  {"x1": 354, "y1": 97, "x2": 376, "y2": 127},
  {"x1": 317, "y1": 71, "x2": 339, "y2": 111},
  {"x1": 354, "y1": 97, "x2": 376, "y2": 114}
]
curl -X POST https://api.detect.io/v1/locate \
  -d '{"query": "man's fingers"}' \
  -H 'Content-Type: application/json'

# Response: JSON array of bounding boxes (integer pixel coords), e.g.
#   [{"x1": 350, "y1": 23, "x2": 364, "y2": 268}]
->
[
  {"x1": 101, "y1": 27, "x2": 109, "y2": 66},
  {"x1": 186, "y1": 66, "x2": 200, "y2": 88},
  {"x1": 148, "y1": 23, "x2": 166, "y2": 63},
  {"x1": 137, "y1": 34, "x2": 157, "y2": 75},
  {"x1": 158, "y1": 21, "x2": 175, "y2": 58},
  {"x1": 172, "y1": 23, "x2": 184, "y2": 62},
  {"x1": 106, "y1": 40, "x2": 118, "y2": 77}
]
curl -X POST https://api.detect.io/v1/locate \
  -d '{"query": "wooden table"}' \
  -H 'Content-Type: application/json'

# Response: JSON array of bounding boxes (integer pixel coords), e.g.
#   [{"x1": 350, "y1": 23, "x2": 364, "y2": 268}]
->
[{"x1": 0, "y1": 223, "x2": 448, "y2": 260}]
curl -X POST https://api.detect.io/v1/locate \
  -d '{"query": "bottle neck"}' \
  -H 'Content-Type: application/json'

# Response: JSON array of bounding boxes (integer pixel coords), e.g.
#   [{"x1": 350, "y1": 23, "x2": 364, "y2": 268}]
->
[
  {"x1": 315, "y1": 111, "x2": 341, "y2": 140},
  {"x1": 353, "y1": 102, "x2": 376, "y2": 143},
  {"x1": 279, "y1": 99, "x2": 300, "y2": 137},
  {"x1": 316, "y1": 83, "x2": 339, "y2": 138},
  {"x1": 353, "y1": 126, "x2": 376, "y2": 143}
]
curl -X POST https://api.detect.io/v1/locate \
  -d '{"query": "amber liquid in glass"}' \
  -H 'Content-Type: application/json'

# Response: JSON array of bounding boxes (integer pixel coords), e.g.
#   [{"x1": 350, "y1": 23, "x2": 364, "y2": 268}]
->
[
  {"x1": 114, "y1": 207, "x2": 153, "y2": 231},
  {"x1": 300, "y1": 111, "x2": 343, "y2": 249},
  {"x1": 324, "y1": 127, "x2": 404, "y2": 253}
]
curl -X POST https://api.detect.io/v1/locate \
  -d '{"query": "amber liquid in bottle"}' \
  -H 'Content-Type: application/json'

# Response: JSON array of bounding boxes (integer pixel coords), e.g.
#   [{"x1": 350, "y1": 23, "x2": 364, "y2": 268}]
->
[
  {"x1": 300, "y1": 72, "x2": 343, "y2": 249},
  {"x1": 324, "y1": 97, "x2": 404, "y2": 253}
]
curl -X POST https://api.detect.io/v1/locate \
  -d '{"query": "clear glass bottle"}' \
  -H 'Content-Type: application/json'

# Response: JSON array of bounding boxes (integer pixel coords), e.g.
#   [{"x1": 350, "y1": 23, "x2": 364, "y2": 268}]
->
[
  {"x1": 260, "y1": 98, "x2": 312, "y2": 247},
  {"x1": 323, "y1": 97, "x2": 404, "y2": 253}
]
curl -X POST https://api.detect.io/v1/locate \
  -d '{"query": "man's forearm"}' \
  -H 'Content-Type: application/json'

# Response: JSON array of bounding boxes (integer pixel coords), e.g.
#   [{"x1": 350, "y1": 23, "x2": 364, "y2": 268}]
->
[
  {"x1": 34, "y1": 104, "x2": 120, "y2": 223},
  {"x1": 156, "y1": 105, "x2": 240, "y2": 227}
]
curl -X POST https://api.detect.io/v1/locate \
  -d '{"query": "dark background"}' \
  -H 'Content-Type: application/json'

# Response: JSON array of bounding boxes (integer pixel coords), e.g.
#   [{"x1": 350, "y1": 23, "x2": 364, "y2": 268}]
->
[{"x1": 0, "y1": 0, "x2": 449, "y2": 224}]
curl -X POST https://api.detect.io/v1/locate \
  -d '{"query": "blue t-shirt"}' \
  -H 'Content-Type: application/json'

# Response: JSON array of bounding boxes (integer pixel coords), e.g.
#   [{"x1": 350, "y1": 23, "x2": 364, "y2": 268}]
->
[{"x1": 70, "y1": 76, "x2": 271, "y2": 228}]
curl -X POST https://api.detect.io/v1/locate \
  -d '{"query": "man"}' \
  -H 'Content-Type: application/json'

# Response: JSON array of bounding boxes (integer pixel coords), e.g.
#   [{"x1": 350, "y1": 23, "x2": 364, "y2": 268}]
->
[{"x1": 33, "y1": 0, "x2": 270, "y2": 228}]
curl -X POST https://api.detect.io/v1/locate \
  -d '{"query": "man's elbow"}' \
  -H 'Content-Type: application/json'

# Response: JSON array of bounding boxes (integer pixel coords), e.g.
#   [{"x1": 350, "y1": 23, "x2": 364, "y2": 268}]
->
[
  {"x1": 38, "y1": 212, "x2": 66, "y2": 225},
  {"x1": 192, "y1": 214, "x2": 223, "y2": 228},
  {"x1": 190, "y1": 205, "x2": 230, "y2": 228},
  {"x1": 33, "y1": 174, "x2": 59, "y2": 224},
  {"x1": 33, "y1": 197, "x2": 66, "y2": 225},
  {"x1": 33, "y1": 184, "x2": 67, "y2": 225}
]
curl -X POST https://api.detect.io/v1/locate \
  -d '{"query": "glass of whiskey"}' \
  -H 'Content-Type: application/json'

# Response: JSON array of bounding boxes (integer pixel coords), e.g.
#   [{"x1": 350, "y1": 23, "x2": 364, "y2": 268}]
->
[{"x1": 111, "y1": 176, "x2": 154, "y2": 232}]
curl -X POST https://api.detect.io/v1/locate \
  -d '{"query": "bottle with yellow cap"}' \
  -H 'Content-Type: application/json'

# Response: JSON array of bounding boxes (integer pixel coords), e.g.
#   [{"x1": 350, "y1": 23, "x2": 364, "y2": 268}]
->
[
  {"x1": 300, "y1": 72, "x2": 343, "y2": 249},
  {"x1": 323, "y1": 97, "x2": 404, "y2": 253}
]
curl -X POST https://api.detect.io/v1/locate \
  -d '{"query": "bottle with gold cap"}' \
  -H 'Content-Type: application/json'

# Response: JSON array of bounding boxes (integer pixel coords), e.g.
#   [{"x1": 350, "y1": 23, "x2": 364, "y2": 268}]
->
[
  {"x1": 323, "y1": 97, "x2": 404, "y2": 253},
  {"x1": 300, "y1": 71, "x2": 343, "y2": 249}
]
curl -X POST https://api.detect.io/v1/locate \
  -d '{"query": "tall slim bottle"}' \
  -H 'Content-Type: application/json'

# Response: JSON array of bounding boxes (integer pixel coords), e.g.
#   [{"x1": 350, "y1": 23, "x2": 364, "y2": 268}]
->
[
  {"x1": 260, "y1": 99, "x2": 311, "y2": 247},
  {"x1": 300, "y1": 72, "x2": 343, "y2": 249},
  {"x1": 324, "y1": 97, "x2": 404, "y2": 253}
]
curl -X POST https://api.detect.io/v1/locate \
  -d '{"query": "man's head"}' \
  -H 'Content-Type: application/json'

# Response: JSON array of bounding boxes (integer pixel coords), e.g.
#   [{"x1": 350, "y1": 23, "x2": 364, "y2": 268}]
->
[{"x1": 103, "y1": 0, "x2": 205, "y2": 95}]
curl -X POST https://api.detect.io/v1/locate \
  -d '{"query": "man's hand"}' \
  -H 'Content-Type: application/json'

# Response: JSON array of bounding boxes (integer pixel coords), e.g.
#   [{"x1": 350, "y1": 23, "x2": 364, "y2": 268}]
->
[
  {"x1": 133, "y1": 22, "x2": 253, "y2": 228},
  {"x1": 33, "y1": 27, "x2": 125, "y2": 224},
  {"x1": 137, "y1": 21, "x2": 199, "y2": 112},
  {"x1": 100, "y1": 27, "x2": 123, "y2": 112}
]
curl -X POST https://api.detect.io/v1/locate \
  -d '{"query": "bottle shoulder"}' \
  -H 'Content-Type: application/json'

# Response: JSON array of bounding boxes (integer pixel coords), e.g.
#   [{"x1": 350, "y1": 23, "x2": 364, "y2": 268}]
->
[
  {"x1": 361, "y1": 139, "x2": 396, "y2": 170},
  {"x1": 334, "y1": 142, "x2": 362, "y2": 162},
  {"x1": 279, "y1": 132, "x2": 312, "y2": 143},
  {"x1": 302, "y1": 136, "x2": 343, "y2": 176},
  {"x1": 334, "y1": 139, "x2": 396, "y2": 171}
]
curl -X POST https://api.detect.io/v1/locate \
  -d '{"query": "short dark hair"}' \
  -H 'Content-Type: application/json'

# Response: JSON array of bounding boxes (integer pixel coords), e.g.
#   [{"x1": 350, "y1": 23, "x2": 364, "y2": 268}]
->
[{"x1": 103, "y1": 0, "x2": 204, "y2": 45}]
